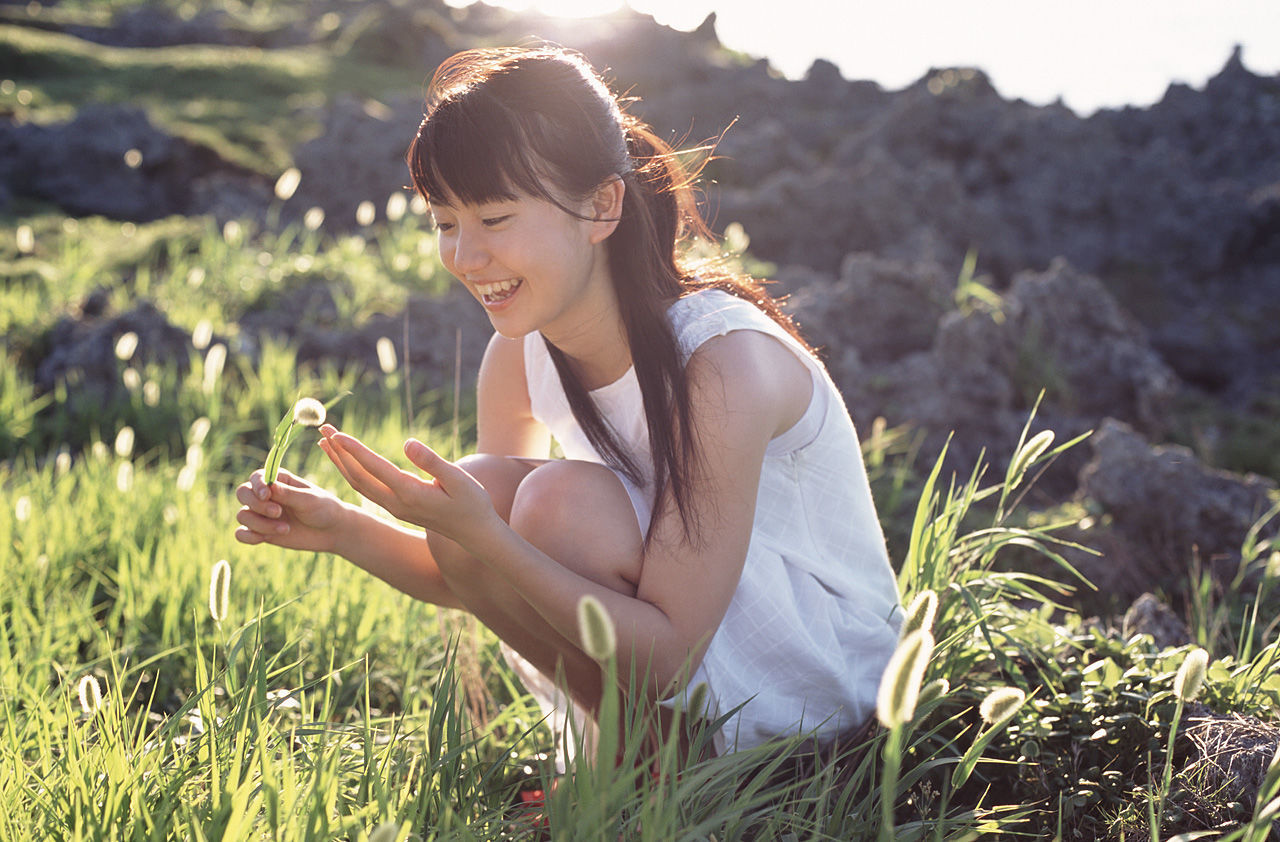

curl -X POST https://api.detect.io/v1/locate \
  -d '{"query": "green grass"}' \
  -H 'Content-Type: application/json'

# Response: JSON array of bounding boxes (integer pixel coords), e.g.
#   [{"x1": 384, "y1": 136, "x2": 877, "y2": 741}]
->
[{"x1": 0, "y1": 19, "x2": 425, "y2": 175}]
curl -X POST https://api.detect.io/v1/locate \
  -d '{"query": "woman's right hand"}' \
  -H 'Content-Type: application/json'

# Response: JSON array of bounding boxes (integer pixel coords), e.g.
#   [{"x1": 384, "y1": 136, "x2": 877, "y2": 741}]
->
[{"x1": 234, "y1": 468, "x2": 351, "y2": 554}]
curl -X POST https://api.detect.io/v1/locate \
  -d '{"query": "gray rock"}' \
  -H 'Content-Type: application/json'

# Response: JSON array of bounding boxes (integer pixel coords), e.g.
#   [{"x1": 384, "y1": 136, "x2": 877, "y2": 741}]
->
[
  {"x1": 1077, "y1": 419, "x2": 1278, "y2": 591},
  {"x1": 1, "y1": 105, "x2": 256, "y2": 221}
]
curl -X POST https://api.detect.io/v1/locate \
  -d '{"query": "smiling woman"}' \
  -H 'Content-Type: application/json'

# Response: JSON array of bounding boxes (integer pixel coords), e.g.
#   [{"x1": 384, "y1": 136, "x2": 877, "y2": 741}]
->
[{"x1": 236, "y1": 44, "x2": 903, "y2": 770}]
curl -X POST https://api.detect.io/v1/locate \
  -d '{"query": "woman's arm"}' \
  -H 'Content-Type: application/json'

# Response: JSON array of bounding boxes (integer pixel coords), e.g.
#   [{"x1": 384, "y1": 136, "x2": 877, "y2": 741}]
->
[
  {"x1": 320, "y1": 329, "x2": 812, "y2": 696},
  {"x1": 237, "y1": 330, "x2": 548, "y2": 607}
]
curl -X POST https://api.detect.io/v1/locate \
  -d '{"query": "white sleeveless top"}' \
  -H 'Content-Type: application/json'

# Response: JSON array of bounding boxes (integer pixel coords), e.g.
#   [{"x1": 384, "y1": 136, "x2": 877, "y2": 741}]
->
[{"x1": 521, "y1": 289, "x2": 902, "y2": 752}]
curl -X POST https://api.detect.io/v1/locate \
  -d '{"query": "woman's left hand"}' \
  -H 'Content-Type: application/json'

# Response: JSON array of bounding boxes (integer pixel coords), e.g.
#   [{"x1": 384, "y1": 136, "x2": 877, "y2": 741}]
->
[{"x1": 317, "y1": 425, "x2": 498, "y2": 546}]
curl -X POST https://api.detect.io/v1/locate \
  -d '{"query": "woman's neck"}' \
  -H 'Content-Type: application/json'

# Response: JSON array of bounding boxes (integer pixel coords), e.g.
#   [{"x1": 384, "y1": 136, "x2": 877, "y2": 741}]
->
[{"x1": 543, "y1": 311, "x2": 632, "y2": 391}]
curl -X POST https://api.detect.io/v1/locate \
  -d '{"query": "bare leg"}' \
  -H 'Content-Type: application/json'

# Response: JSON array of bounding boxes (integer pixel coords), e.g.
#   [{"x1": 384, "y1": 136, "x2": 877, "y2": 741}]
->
[{"x1": 429, "y1": 454, "x2": 645, "y2": 712}]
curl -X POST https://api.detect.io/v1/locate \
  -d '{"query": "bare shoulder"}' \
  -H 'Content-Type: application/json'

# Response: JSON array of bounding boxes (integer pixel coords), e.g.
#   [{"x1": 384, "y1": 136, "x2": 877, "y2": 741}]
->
[{"x1": 685, "y1": 329, "x2": 813, "y2": 439}]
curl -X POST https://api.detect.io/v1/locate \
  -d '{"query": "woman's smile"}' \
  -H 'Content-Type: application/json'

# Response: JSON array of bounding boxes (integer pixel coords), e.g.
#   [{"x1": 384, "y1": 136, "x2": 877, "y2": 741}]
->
[{"x1": 474, "y1": 277, "x2": 524, "y2": 306}]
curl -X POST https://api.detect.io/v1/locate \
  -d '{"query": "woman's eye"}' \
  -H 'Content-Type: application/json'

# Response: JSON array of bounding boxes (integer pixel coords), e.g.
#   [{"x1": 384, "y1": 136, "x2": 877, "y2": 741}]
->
[
  {"x1": 482, "y1": 215, "x2": 510, "y2": 227},
  {"x1": 434, "y1": 221, "x2": 455, "y2": 233}
]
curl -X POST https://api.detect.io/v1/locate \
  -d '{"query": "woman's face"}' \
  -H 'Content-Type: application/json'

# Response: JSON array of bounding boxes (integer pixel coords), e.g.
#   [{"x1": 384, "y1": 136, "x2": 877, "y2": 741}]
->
[{"x1": 429, "y1": 188, "x2": 617, "y2": 344}]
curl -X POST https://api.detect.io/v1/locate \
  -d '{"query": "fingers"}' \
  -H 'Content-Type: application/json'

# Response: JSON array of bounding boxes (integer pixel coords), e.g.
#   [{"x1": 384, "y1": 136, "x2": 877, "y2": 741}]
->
[
  {"x1": 403, "y1": 438, "x2": 447, "y2": 476},
  {"x1": 235, "y1": 506, "x2": 288, "y2": 538},
  {"x1": 319, "y1": 428, "x2": 398, "y2": 500},
  {"x1": 236, "y1": 479, "x2": 283, "y2": 518}
]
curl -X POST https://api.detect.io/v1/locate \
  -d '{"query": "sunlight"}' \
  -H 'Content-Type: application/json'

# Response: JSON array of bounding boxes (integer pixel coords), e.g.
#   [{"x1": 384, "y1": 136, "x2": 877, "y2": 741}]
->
[{"x1": 444, "y1": 0, "x2": 626, "y2": 18}]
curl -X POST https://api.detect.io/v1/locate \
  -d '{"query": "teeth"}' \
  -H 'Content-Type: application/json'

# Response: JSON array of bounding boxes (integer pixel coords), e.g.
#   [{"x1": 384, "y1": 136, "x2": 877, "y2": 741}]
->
[{"x1": 477, "y1": 279, "x2": 521, "y2": 298}]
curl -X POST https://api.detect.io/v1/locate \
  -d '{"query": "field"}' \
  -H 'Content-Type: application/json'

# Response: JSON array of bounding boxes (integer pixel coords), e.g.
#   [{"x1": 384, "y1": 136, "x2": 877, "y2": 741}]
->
[{"x1": 3, "y1": 2, "x2": 1280, "y2": 839}]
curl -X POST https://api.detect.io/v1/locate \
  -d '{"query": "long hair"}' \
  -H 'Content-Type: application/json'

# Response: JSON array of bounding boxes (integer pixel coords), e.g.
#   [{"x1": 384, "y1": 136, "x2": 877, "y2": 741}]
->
[{"x1": 406, "y1": 46, "x2": 811, "y2": 543}]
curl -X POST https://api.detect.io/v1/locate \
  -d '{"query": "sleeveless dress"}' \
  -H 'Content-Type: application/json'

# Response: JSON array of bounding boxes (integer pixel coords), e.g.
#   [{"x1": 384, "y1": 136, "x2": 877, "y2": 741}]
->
[{"x1": 515, "y1": 288, "x2": 902, "y2": 755}]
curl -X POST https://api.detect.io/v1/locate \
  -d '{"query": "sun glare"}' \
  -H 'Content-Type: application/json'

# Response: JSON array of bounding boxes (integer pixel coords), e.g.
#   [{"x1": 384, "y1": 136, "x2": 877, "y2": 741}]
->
[{"x1": 446, "y1": 0, "x2": 625, "y2": 18}]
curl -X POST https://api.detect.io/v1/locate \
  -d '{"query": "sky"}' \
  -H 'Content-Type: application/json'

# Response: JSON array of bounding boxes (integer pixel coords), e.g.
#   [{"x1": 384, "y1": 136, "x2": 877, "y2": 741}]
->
[{"x1": 445, "y1": 0, "x2": 1280, "y2": 115}]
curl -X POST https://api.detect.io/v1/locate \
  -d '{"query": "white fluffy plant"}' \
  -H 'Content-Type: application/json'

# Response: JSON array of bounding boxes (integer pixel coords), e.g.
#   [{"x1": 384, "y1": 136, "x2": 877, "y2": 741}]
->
[{"x1": 263, "y1": 395, "x2": 344, "y2": 484}]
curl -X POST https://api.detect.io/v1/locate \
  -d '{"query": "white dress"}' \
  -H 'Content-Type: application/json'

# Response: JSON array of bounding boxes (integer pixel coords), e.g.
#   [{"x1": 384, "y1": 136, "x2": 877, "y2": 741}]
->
[{"x1": 514, "y1": 288, "x2": 902, "y2": 756}]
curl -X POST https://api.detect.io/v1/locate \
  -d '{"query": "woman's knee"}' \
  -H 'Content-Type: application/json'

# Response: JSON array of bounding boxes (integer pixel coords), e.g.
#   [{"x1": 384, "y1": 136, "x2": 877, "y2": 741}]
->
[
  {"x1": 455, "y1": 452, "x2": 540, "y2": 520},
  {"x1": 509, "y1": 460, "x2": 644, "y2": 592},
  {"x1": 431, "y1": 453, "x2": 538, "y2": 578}
]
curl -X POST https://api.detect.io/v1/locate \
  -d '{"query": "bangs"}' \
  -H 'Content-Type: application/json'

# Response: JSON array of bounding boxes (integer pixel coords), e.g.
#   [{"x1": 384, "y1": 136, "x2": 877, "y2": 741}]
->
[{"x1": 408, "y1": 95, "x2": 559, "y2": 209}]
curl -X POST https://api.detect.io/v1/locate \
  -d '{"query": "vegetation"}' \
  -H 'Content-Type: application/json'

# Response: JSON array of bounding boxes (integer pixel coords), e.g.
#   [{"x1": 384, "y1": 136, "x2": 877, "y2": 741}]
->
[{"x1": 3, "y1": 2, "x2": 1279, "y2": 839}]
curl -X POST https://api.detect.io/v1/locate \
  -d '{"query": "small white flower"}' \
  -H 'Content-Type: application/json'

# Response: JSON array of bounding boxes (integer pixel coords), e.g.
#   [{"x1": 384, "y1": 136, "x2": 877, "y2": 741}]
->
[
  {"x1": 303, "y1": 207, "x2": 325, "y2": 231},
  {"x1": 355, "y1": 200, "x2": 376, "y2": 227},
  {"x1": 15, "y1": 496, "x2": 31, "y2": 522},
  {"x1": 292, "y1": 397, "x2": 326, "y2": 427}
]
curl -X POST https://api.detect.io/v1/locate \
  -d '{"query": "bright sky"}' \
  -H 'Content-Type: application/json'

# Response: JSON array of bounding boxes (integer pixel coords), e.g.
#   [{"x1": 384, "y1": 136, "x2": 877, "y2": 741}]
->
[{"x1": 445, "y1": 0, "x2": 1280, "y2": 115}]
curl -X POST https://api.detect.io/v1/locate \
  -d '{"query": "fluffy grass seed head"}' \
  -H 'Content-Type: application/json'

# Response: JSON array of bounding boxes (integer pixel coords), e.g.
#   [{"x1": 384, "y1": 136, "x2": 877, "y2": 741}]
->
[
  {"x1": 901, "y1": 589, "x2": 939, "y2": 638},
  {"x1": 577, "y1": 594, "x2": 617, "y2": 661},
  {"x1": 376, "y1": 336, "x2": 398, "y2": 374},
  {"x1": 192, "y1": 319, "x2": 213, "y2": 351},
  {"x1": 386, "y1": 191, "x2": 408, "y2": 222},
  {"x1": 919, "y1": 677, "x2": 950, "y2": 706},
  {"x1": 1009, "y1": 429, "x2": 1055, "y2": 484},
  {"x1": 202, "y1": 343, "x2": 227, "y2": 395},
  {"x1": 209, "y1": 559, "x2": 231, "y2": 626},
  {"x1": 114, "y1": 426, "x2": 135, "y2": 458},
  {"x1": 115, "y1": 461, "x2": 134, "y2": 493},
  {"x1": 1174, "y1": 647, "x2": 1209, "y2": 702},
  {"x1": 274, "y1": 166, "x2": 301, "y2": 201},
  {"x1": 979, "y1": 686, "x2": 1026, "y2": 725},
  {"x1": 16, "y1": 224, "x2": 35, "y2": 253},
  {"x1": 876, "y1": 629, "x2": 935, "y2": 729},
  {"x1": 114, "y1": 331, "x2": 138, "y2": 361},
  {"x1": 292, "y1": 397, "x2": 326, "y2": 427},
  {"x1": 366, "y1": 821, "x2": 404, "y2": 842},
  {"x1": 77, "y1": 674, "x2": 104, "y2": 715}
]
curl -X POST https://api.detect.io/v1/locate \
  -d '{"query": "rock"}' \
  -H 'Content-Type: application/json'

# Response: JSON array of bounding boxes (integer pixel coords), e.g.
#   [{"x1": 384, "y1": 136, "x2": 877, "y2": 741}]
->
[
  {"x1": 283, "y1": 94, "x2": 426, "y2": 231},
  {"x1": 1120, "y1": 593, "x2": 1191, "y2": 649},
  {"x1": 792, "y1": 258, "x2": 1178, "y2": 491},
  {"x1": 1, "y1": 105, "x2": 256, "y2": 221},
  {"x1": 1076, "y1": 419, "x2": 1278, "y2": 593},
  {"x1": 31, "y1": 298, "x2": 194, "y2": 406}
]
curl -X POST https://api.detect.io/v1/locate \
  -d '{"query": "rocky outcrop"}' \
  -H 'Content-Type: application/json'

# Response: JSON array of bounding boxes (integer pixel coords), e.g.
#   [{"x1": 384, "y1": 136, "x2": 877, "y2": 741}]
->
[
  {"x1": 0, "y1": 105, "x2": 263, "y2": 221},
  {"x1": 1072, "y1": 419, "x2": 1277, "y2": 598},
  {"x1": 788, "y1": 257, "x2": 1180, "y2": 486}
]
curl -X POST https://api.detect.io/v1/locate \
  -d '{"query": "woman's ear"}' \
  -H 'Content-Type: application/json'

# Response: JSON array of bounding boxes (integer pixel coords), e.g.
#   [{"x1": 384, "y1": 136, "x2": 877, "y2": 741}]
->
[{"x1": 587, "y1": 176, "x2": 625, "y2": 244}]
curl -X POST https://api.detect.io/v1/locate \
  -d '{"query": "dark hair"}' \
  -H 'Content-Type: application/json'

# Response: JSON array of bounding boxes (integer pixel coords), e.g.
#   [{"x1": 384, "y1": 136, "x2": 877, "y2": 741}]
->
[{"x1": 407, "y1": 46, "x2": 811, "y2": 543}]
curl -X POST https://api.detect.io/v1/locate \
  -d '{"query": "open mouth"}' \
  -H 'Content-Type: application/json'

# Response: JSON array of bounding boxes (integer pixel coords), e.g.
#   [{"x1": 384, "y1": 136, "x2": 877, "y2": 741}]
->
[{"x1": 475, "y1": 278, "x2": 523, "y2": 304}]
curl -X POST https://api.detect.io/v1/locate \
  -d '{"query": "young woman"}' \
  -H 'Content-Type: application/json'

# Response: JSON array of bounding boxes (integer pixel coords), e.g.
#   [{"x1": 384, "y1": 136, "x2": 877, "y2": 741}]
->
[{"x1": 235, "y1": 46, "x2": 902, "y2": 759}]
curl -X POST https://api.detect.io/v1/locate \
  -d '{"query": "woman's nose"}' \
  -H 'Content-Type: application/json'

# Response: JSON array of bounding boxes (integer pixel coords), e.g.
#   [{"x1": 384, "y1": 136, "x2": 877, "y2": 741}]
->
[{"x1": 450, "y1": 229, "x2": 489, "y2": 275}]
